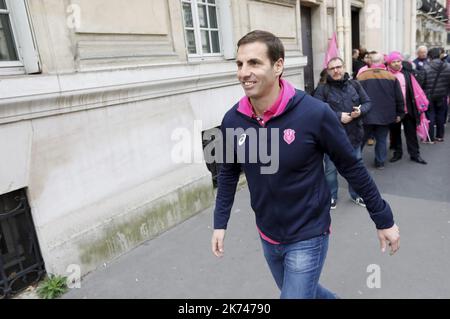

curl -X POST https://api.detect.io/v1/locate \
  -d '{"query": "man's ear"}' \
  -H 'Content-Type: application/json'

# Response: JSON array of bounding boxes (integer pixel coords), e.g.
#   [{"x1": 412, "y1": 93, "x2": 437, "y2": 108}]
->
[{"x1": 274, "y1": 58, "x2": 284, "y2": 76}]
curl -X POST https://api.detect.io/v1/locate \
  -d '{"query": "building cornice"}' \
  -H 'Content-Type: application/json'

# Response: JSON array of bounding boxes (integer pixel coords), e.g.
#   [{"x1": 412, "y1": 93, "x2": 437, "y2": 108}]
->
[{"x1": 0, "y1": 56, "x2": 307, "y2": 124}]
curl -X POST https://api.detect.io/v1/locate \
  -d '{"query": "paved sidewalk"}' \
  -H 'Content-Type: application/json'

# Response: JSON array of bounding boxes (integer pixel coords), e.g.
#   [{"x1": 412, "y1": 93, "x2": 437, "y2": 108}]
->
[{"x1": 64, "y1": 130, "x2": 450, "y2": 299}]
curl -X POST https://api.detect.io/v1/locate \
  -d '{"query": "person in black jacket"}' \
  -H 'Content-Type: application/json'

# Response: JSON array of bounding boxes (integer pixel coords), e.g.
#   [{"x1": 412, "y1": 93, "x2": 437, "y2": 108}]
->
[
  {"x1": 413, "y1": 46, "x2": 429, "y2": 73},
  {"x1": 423, "y1": 48, "x2": 450, "y2": 142},
  {"x1": 314, "y1": 57, "x2": 371, "y2": 209},
  {"x1": 386, "y1": 51, "x2": 427, "y2": 164},
  {"x1": 352, "y1": 49, "x2": 365, "y2": 79},
  {"x1": 440, "y1": 49, "x2": 450, "y2": 125}
]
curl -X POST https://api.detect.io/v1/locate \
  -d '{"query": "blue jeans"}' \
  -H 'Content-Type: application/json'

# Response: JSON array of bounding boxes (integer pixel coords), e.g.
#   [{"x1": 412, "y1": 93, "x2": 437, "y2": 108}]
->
[
  {"x1": 260, "y1": 233, "x2": 337, "y2": 299},
  {"x1": 363, "y1": 125, "x2": 389, "y2": 166},
  {"x1": 324, "y1": 145, "x2": 362, "y2": 200}
]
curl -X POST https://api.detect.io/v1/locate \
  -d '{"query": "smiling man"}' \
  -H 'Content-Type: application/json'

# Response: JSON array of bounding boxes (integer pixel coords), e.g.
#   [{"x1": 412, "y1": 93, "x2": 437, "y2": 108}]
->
[{"x1": 211, "y1": 30, "x2": 400, "y2": 299}]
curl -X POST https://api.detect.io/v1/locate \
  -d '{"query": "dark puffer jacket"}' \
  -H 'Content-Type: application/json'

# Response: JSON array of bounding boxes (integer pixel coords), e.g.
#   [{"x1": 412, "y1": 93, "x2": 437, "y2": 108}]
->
[
  {"x1": 423, "y1": 60, "x2": 450, "y2": 101},
  {"x1": 314, "y1": 73, "x2": 371, "y2": 147}
]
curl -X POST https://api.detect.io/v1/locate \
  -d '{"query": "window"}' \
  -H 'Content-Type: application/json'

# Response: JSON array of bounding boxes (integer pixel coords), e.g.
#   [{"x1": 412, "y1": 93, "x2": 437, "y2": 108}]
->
[
  {"x1": 182, "y1": 0, "x2": 221, "y2": 57},
  {"x1": 0, "y1": 0, "x2": 19, "y2": 63},
  {"x1": 0, "y1": 0, "x2": 40, "y2": 75}
]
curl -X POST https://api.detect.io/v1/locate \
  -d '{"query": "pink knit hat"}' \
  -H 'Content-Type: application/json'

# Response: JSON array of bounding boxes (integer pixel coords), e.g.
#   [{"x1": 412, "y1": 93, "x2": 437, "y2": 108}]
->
[{"x1": 385, "y1": 51, "x2": 403, "y2": 64}]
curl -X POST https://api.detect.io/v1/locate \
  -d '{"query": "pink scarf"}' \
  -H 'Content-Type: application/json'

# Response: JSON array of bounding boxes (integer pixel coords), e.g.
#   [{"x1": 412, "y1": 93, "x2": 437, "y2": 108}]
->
[
  {"x1": 411, "y1": 75, "x2": 429, "y2": 113},
  {"x1": 388, "y1": 65, "x2": 407, "y2": 113}
]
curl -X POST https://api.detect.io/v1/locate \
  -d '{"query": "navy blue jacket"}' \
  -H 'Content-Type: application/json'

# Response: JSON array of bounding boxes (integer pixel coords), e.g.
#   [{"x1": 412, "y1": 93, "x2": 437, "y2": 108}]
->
[
  {"x1": 214, "y1": 90, "x2": 395, "y2": 244},
  {"x1": 413, "y1": 58, "x2": 429, "y2": 71},
  {"x1": 314, "y1": 74, "x2": 371, "y2": 147},
  {"x1": 357, "y1": 68, "x2": 405, "y2": 126}
]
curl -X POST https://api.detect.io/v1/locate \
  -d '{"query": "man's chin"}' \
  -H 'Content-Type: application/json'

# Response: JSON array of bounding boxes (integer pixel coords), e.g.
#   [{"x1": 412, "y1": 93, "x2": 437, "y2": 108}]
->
[{"x1": 243, "y1": 88, "x2": 257, "y2": 98}]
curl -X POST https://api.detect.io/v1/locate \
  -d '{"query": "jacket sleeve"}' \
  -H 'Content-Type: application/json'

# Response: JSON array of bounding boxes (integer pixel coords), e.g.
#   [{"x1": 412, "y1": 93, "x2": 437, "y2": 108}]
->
[
  {"x1": 318, "y1": 106, "x2": 395, "y2": 230},
  {"x1": 314, "y1": 84, "x2": 342, "y2": 121},
  {"x1": 213, "y1": 120, "x2": 241, "y2": 230},
  {"x1": 393, "y1": 79, "x2": 406, "y2": 117},
  {"x1": 313, "y1": 84, "x2": 326, "y2": 101},
  {"x1": 354, "y1": 81, "x2": 371, "y2": 115}
]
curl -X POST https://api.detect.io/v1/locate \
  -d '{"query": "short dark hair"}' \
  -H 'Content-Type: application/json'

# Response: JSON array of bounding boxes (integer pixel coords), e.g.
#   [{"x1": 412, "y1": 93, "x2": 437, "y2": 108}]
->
[
  {"x1": 237, "y1": 30, "x2": 285, "y2": 65},
  {"x1": 327, "y1": 57, "x2": 344, "y2": 67},
  {"x1": 428, "y1": 47, "x2": 441, "y2": 60}
]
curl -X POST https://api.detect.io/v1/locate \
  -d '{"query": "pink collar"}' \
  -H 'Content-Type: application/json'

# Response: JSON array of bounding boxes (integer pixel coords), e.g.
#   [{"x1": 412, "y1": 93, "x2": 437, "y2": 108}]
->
[
  {"x1": 237, "y1": 79, "x2": 296, "y2": 125},
  {"x1": 370, "y1": 63, "x2": 387, "y2": 70}
]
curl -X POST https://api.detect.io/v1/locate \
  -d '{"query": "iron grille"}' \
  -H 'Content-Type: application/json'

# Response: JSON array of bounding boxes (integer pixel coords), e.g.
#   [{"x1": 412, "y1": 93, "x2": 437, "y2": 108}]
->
[{"x1": 0, "y1": 189, "x2": 45, "y2": 298}]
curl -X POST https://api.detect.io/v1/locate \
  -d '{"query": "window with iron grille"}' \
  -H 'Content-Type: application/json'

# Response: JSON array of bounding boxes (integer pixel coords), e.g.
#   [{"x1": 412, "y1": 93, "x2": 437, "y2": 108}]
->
[
  {"x1": 181, "y1": 0, "x2": 222, "y2": 57},
  {"x1": 0, "y1": 189, "x2": 45, "y2": 298}
]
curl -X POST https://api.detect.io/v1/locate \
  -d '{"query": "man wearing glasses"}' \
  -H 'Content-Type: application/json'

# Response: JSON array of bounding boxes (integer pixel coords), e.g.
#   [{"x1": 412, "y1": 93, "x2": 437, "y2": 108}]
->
[{"x1": 314, "y1": 57, "x2": 372, "y2": 210}]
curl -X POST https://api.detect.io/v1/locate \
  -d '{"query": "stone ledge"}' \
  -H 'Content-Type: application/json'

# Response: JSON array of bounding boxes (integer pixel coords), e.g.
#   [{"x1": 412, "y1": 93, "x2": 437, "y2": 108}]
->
[{"x1": 0, "y1": 56, "x2": 307, "y2": 124}]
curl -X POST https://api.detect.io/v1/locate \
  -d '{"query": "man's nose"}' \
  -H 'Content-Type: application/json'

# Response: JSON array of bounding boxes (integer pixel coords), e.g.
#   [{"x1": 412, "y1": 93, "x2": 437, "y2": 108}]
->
[{"x1": 239, "y1": 64, "x2": 251, "y2": 78}]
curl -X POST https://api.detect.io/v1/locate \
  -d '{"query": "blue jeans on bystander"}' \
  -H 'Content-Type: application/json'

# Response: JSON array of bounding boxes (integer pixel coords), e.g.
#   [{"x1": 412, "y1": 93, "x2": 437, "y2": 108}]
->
[{"x1": 324, "y1": 145, "x2": 362, "y2": 201}]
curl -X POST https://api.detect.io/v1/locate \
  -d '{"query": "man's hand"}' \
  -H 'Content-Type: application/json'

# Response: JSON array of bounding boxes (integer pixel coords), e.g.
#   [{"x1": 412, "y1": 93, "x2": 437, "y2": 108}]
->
[
  {"x1": 377, "y1": 224, "x2": 400, "y2": 255},
  {"x1": 212, "y1": 229, "x2": 226, "y2": 258},
  {"x1": 341, "y1": 113, "x2": 353, "y2": 124},
  {"x1": 351, "y1": 106, "x2": 362, "y2": 119}
]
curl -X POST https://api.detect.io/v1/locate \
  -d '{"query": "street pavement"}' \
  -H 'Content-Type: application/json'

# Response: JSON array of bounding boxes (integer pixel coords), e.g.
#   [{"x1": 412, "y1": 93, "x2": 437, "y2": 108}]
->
[{"x1": 64, "y1": 129, "x2": 450, "y2": 299}]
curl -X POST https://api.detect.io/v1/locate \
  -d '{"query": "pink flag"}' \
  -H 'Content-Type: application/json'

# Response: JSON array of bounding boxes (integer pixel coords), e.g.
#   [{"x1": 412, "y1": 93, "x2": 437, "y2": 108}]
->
[{"x1": 323, "y1": 32, "x2": 340, "y2": 69}]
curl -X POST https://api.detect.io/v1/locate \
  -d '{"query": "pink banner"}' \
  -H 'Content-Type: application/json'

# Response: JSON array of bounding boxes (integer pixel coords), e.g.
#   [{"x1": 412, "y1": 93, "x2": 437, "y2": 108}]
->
[{"x1": 323, "y1": 32, "x2": 340, "y2": 69}]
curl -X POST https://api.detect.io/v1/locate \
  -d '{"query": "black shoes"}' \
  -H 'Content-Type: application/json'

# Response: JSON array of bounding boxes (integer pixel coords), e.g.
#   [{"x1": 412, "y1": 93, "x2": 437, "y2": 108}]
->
[
  {"x1": 375, "y1": 162, "x2": 385, "y2": 170},
  {"x1": 389, "y1": 154, "x2": 402, "y2": 163},
  {"x1": 410, "y1": 156, "x2": 427, "y2": 165}
]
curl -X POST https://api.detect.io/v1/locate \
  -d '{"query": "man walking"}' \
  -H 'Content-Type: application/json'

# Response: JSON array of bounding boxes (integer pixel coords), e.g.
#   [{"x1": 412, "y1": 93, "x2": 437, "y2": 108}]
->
[
  {"x1": 314, "y1": 57, "x2": 372, "y2": 209},
  {"x1": 211, "y1": 31, "x2": 400, "y2": 299},
  {"x1": 357, "y1": 53, "x2": 405, "y2": 169},
  {"x1": 386, "y1": 51, "x2": 427, "y2": 164}
]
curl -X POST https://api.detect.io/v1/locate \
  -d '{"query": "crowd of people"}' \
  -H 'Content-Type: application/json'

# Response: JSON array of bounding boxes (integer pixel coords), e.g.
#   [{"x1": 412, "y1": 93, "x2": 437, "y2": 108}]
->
[{"x1": 314, "y1": 46, "x2": 450, "y2": 210}]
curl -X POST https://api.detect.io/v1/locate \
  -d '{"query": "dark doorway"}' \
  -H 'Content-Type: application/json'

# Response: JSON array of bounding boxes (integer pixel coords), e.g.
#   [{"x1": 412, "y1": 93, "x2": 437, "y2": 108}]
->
[
  {"x1": 301, "y1": 5, "x2": 314, "y2": 94},
  {"x1": 351, "y1": 7, "x2": 361, "y2": 51},
  {"x1": 0, "y1": 189, "x2": 45, "y2": 298}
]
